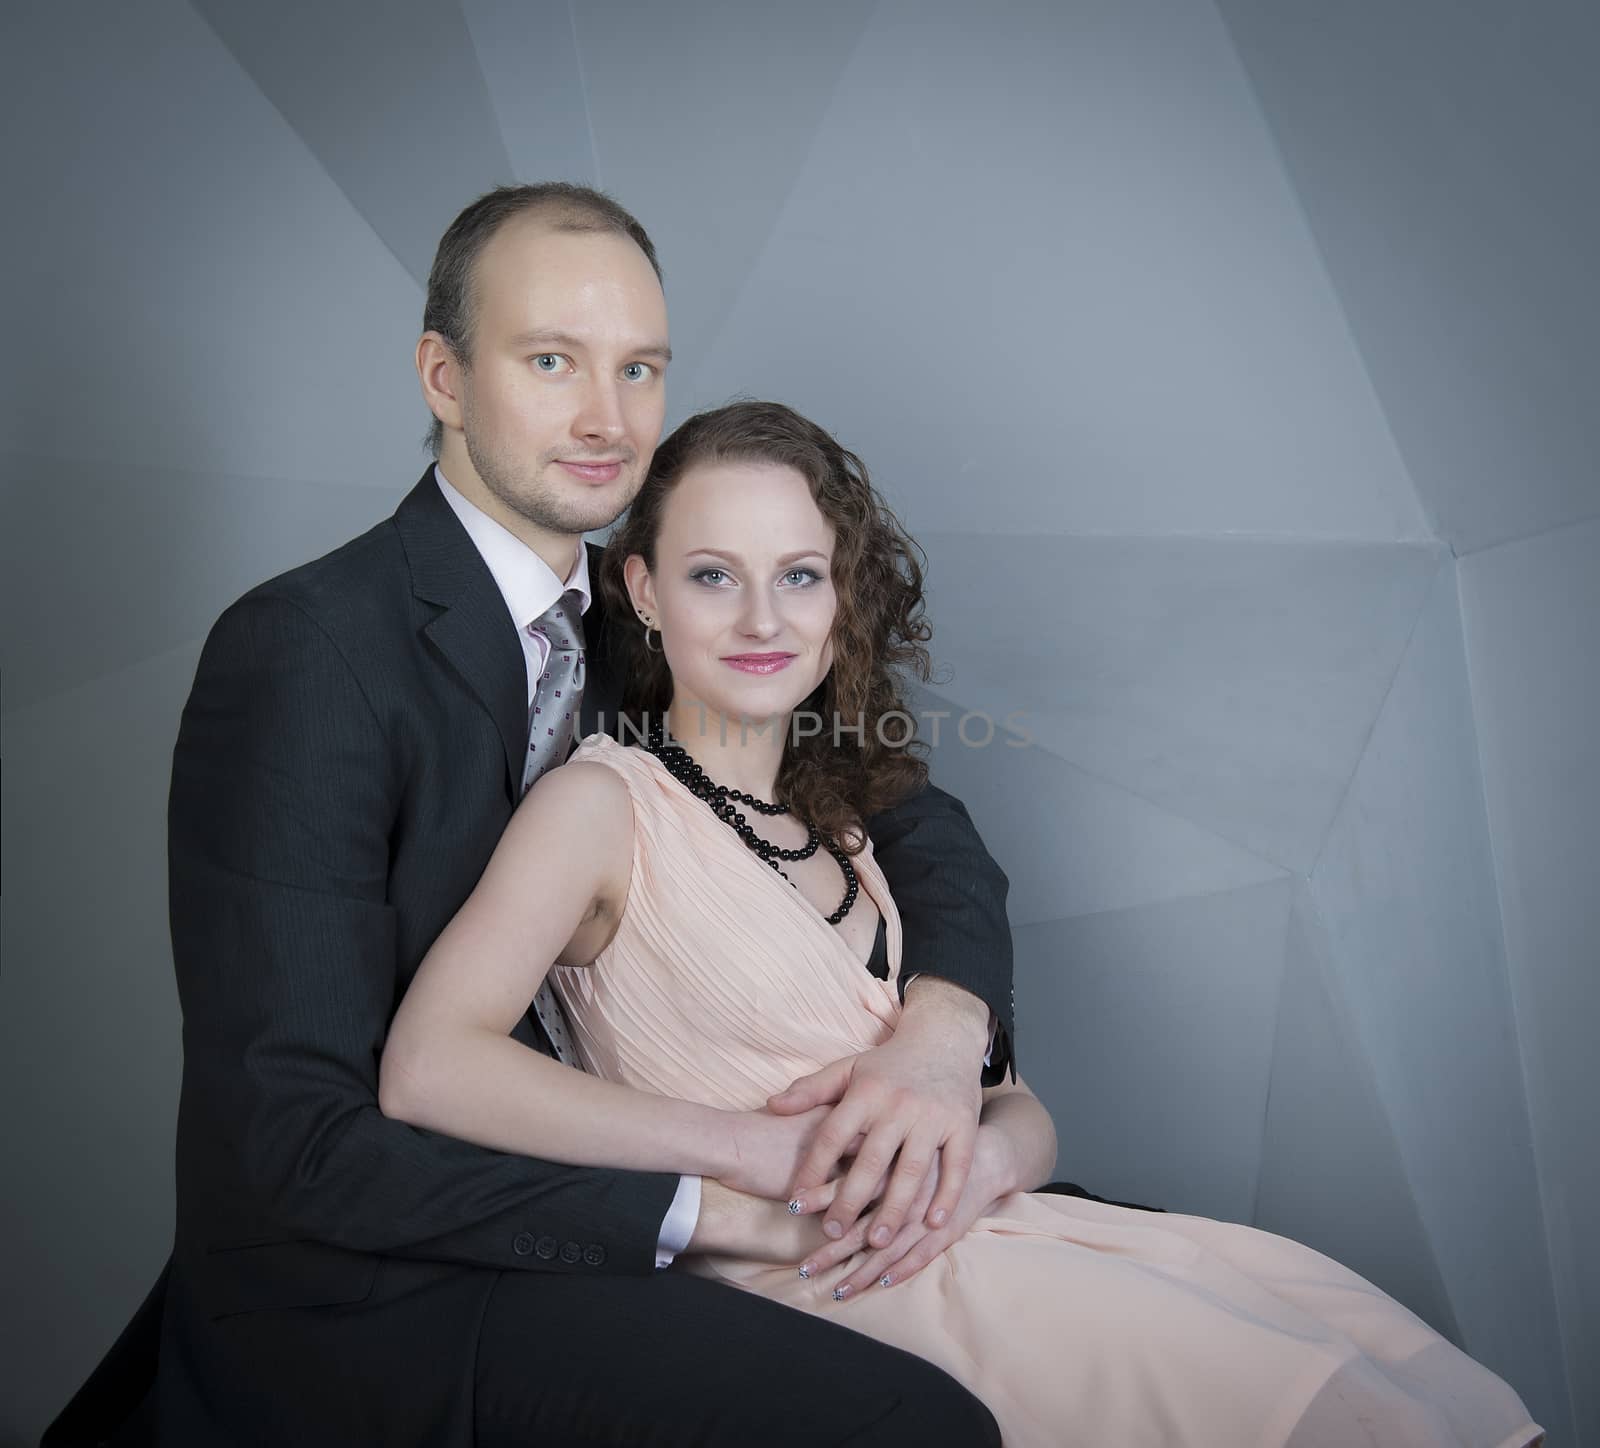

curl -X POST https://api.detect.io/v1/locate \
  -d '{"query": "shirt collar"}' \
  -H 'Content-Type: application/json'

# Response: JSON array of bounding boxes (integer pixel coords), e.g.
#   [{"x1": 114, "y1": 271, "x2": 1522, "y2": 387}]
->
[{"x1": 434, "y1": 465, "x2": 592, "y2": 629}]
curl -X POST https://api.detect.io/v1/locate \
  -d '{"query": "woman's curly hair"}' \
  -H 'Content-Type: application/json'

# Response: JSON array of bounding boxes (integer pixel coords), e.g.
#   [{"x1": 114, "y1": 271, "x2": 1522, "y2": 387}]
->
[{"x1": 599, "y1": 400, "x2": 931, "y2": 847}]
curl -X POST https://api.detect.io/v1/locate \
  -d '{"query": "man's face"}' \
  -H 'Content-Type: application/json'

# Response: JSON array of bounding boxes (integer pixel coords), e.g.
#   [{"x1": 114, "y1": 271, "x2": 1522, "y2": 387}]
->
[{"x1": 449, "y1": 218, "x2": 670, "y2": 539}]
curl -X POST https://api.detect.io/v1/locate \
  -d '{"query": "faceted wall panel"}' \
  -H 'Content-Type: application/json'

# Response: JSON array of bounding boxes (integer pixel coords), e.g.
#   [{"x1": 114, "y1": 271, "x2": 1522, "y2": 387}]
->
[
  {"x1": 570, "y1": 0, "x2": 875, "y2": 376},
  {"x1": 0, "y1": 453, "x2": 403, "y2": 710},
  {"x1": 461, "y1": 0, "x2": 598, "y2": 188},
  {"x1": 1461, "y1": 519, "x2": 1600, "y2": 1447},
  {"x1": 192, "y1": 0, "x2": 515, "y2": 285},
  {"x1": 0, "y1": 0, "x2": 426, "y2": 495},
  {"x1": 1308, "y1": 562, "x2": 1569, "y2": 1439},
  {"x1": 1217, "y1": 0, "x2": 1600, "y2": 555},
  {"x1": 0, "y1": 642, "x2": 199, "y2": 1441},
  {"x1": 1254, "y1": 887, "x2": 1462, "y2": 1345},
  {"x1": 918, "y1": 531, "x2": 1441, "y2": 872},
  {"x1": 1015, "y1": 879, "x2": 1292, "y2": 1225},
  {"x1": 692, "y1": 0, "x2": 1432, "y2": 543},
  {"x1": 915, "y1": 686, "x2": 1285, "y2": 925}
]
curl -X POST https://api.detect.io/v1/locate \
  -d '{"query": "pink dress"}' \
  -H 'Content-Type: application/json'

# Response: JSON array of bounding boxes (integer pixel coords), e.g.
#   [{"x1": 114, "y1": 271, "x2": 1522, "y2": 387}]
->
[{"x1": 553, "y1": 735, "x2": 1541, "y2": 1448}]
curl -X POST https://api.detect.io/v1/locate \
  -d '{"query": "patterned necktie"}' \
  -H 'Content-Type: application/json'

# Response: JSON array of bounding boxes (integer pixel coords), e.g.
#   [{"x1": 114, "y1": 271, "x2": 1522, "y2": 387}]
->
[{"x1": 522, "y1": 589, "x2": 586, "y2": 1066}]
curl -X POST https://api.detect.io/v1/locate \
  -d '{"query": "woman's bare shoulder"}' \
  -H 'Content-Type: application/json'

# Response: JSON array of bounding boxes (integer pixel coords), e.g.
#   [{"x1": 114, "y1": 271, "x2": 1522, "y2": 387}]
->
[
  {"x1": 521, "y1": 757, "x2": 634, "y2": 835},
  {"x1": 526, "y1": 760, "x2": 638, "y2": 962}
]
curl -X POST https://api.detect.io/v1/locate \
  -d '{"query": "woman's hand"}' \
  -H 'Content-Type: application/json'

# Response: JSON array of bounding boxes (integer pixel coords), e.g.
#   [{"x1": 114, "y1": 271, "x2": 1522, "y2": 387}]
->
[
  {"x1": 714, "y1": 1105, "x2": 850, "y2": 1203},
  {"x1": 689, "y1": 1178, "x2": 833, "y2": 1264},
  {"x1": 795, "y1": 1124, "x2": 1017, "y2": 1299}
]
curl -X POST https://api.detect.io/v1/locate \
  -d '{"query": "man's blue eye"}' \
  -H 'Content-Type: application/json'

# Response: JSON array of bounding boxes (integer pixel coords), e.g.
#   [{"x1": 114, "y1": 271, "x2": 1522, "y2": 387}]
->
[
  {"x1": 533, "y1": 354, "x2": 562, "y2": 372},
  {"x1": 623, "y1": 362, "x2": 653, "y2": 382}
]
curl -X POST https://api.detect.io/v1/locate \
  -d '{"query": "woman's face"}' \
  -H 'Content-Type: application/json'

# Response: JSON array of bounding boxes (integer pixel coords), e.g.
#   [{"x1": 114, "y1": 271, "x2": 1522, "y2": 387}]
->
[{"x1": 627, "y1": 459, "x2": 838, "y2": 737}]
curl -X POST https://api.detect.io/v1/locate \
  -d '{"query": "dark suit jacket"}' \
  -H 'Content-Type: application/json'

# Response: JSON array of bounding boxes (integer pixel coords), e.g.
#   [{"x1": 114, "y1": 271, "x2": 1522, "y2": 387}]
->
[{"x1": 51, "y1": 470, "x2": 1013, "y2": 1446}]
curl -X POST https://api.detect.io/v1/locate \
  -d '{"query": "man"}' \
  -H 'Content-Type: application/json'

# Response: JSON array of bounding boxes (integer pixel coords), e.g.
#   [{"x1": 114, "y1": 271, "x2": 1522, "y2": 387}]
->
[{"x1": 48, "y1": 184, "x2": 1015, "y2": 1446}]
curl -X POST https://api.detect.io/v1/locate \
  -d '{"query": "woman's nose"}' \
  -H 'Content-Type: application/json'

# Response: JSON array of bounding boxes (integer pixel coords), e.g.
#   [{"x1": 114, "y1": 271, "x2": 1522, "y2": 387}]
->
[{"x1": 738, "y1": 589, "x2": 780, "y2": 638}]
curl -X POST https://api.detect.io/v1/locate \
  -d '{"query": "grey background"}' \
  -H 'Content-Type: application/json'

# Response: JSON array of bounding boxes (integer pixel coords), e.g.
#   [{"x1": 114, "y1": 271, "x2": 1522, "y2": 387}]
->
[{"x1": 2, "y1": 1, "x2": 1594, "y2": 1442}]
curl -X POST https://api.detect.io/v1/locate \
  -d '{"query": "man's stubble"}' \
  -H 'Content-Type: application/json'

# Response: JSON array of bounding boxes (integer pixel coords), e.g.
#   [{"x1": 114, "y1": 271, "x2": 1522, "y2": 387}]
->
[{"x1": 460, "y1": 389, "x2": 646, "y2": 539}]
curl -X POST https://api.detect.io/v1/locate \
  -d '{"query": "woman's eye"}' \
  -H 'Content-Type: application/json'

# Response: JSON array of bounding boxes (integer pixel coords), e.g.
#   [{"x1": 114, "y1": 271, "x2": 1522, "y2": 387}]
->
[
  {"x1": 782, "y1": 568, "x2": 821, "y2": 586},
  {"x1": 533, "y1": 354, "x2": 563, "y2": 373},
  {"x1": 622, "y1": 362, "x2": 654, "y2": 382},
  {"x1": 691, "y1": 568, "x2": 728, "y2": 586}
]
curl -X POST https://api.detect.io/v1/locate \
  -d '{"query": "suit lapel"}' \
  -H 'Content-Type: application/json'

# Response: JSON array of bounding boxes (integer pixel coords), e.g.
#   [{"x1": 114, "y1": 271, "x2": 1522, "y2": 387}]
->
[{"x1": 394, "y1": 472, "x2": 527, "y2": 799}]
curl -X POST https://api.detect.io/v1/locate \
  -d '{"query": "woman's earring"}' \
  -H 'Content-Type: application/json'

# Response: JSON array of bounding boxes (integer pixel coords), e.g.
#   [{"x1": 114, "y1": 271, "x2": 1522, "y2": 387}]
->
[{"x1": 640, "y1": 614, "x2": 661, "y2": 654}]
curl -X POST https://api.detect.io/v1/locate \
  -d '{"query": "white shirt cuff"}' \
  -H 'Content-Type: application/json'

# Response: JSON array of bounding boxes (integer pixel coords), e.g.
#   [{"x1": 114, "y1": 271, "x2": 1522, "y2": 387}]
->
[{"x1": 656, "y1": 1174, "x2": 701, "y2": 1269}]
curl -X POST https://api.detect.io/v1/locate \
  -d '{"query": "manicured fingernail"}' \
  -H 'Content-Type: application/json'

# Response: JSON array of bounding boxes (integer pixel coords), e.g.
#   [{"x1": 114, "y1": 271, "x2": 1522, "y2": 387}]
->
[
  {"x1": 879, "y1": 1274, "x2": 893, "y2": 1288},
  {"x1": 787, "y1": 1199, "x2": 803, "y2": 1215},
  {"x1": 798, "y1": 1263, "x2": 812, "y2": 1279},
  {"x1": 824, "y1": 1220, "x2": 843, "y2": 1239},
  {"x1": 870, "y1": 1225, "x2": 891, "y2": 1247},
  {"x1": 832, "y1": 1285, "x2": 851, "y2": 1301},
  {"x1": 930, "y1": 1208, "x2": 948, "y2": 1227}
]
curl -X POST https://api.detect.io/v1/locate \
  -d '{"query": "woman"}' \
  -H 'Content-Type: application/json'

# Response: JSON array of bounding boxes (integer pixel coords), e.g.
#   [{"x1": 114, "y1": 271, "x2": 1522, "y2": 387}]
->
[{"x1": 380, "y1": 401, "x2": 1540, "y2": 1447}]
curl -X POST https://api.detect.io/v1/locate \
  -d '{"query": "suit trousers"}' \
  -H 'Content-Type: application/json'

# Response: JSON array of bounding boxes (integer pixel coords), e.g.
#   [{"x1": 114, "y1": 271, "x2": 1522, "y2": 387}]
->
[
  {"x1": 473, "y1": 1266, "x2": 1000, "y2": 1447},
  {"x1": 152, "y1": 1255, "x2": 999, "y2": 1447}
]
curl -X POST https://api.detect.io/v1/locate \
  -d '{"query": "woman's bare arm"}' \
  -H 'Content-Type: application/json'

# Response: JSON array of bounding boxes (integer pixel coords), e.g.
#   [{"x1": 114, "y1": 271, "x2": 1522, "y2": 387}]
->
[{"x1": 379, "y1": 762, "x2": 767, "y2": 1183}]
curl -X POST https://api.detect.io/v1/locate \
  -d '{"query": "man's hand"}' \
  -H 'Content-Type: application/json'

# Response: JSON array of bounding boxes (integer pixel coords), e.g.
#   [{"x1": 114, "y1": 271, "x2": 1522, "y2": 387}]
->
[
  {"x1": 768, "y1": 978, "x2": 990, "y2": 1248},
  {"x1": 798, "y1": 1124, "x2": 1016, "y2": 1300}
]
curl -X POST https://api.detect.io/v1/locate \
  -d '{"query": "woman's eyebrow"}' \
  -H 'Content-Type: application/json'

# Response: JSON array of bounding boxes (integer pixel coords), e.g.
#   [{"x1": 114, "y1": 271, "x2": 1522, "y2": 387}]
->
[{"x1": 684, "y1": 548, "x2": 830, "y2": 567}]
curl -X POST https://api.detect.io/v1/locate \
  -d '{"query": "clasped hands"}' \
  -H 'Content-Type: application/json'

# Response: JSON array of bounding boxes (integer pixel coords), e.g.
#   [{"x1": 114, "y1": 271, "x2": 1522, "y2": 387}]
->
[{"x1": 701, "y1": 994, "x2": 1007, "y2": 1300}]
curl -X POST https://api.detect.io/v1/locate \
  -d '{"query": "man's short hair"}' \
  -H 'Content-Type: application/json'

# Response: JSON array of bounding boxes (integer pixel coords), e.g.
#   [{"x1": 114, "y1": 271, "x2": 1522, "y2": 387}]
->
[{"x1": 422, "y1": 183, "x2": 662, "y2": 456}]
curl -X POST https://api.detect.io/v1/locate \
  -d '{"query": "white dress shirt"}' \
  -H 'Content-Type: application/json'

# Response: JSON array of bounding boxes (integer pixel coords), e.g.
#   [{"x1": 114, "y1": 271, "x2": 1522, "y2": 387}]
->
[{"x1": 435, "y1": 466, "x2": 701, "y2": 1268}]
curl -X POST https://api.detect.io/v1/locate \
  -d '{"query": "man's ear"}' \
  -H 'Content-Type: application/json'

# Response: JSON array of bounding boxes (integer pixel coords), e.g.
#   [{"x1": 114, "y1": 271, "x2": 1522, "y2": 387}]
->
[
  {"x1": 416, "y1": 332, "x2": 465, "y2": 433},
  {"x1": 622, "y1": 553, "x2": 657, "y2": 622}
]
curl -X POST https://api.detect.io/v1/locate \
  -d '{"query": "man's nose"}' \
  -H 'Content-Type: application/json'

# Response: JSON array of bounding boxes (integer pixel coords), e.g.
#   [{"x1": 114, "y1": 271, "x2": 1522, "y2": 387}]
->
[{"x1": 572, "y1": 375, "x2": 626, "y2": 447}]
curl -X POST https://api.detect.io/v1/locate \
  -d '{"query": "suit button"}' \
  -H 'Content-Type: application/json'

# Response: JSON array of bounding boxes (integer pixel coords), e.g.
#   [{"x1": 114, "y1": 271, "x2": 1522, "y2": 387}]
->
[
  {"x1": 512, "y1": 1233, "x2": 534, "y2": 1256},
  {"x1": 583, "y1": 1243, "x2": 606, "y2": 1267},
  {"x1": 534, "y1": 1235, "x2": 559, "y2": 1260},
  {"x1": 559, "y1": 1240, "x2": 582, "y2": 1264}
]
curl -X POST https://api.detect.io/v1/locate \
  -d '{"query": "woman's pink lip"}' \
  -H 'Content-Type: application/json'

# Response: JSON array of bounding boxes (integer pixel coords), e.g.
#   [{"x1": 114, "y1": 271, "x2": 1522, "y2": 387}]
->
[
  {"x1": 723, "y1": 653, "x2": 796, "y2": 673},
  {"x1": 556, "y1": 459, "x2": 623, "y2": 483}
]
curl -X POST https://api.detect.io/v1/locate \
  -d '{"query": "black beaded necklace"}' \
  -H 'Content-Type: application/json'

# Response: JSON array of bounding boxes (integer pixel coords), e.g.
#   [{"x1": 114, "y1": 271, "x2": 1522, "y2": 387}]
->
[{"x1": 642, "y1": 721, "x2": 859, "y2": 925}]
